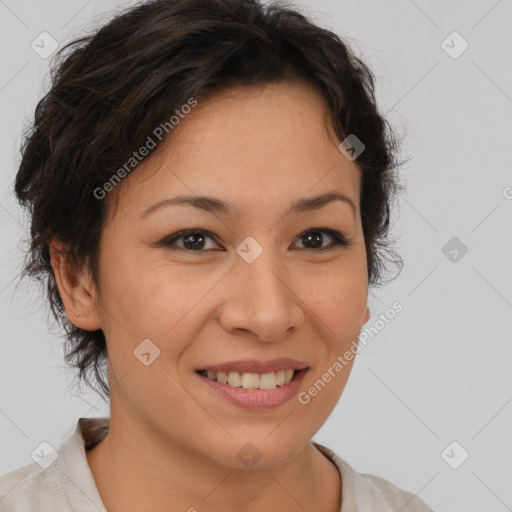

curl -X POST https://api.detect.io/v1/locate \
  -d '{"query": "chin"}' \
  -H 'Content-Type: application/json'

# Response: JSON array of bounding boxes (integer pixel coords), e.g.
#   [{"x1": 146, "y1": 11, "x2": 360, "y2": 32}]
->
[{"x1": 203, "y1": 436, "x2": 306, "y2": 470}]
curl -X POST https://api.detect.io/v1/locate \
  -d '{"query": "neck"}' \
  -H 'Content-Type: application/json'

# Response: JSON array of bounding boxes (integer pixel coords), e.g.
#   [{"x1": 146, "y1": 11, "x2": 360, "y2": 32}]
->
[{"x1": 85, "y1": 404, "x2": 341, "y2": 511}]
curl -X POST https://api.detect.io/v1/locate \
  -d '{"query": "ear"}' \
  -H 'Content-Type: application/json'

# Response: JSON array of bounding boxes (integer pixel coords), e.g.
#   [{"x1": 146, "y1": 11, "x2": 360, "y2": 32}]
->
[{"x1": 49, "y1": 239, "x2": 102, "y2": 331}]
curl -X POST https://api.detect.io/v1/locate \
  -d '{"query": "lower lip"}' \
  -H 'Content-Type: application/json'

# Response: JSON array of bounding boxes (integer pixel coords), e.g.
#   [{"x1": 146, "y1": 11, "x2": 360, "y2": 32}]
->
[{"x1": 195, "y1": 369, "x2": 308, "y2": 410}]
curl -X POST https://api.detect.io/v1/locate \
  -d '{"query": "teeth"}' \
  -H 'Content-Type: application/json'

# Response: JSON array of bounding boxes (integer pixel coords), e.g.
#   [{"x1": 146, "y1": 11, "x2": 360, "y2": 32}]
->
[
  {"x1": 259, "y1": 372, "x2": 277, "y2": 390},
  {"x1": 217, "y1": 371, "x2": 229, "y2": 384},
  {"x1": 228, "y1": 371, "x2": 242, "y2": 387},
  {"x1": 241, "y1": 372, "x2": 260, "y2": 389},
  {"x1": 201, "y1": 369, "x2": 298, "y2": 389}
]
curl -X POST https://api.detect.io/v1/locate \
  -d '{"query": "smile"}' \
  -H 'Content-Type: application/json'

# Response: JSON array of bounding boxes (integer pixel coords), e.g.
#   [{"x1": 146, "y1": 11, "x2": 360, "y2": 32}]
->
[
  {"x1": 196, "y1": 369, "x2": 299, "y2": 390},
  {"x1": 195, "y1": 368, "x2": 309, "y2": 410}
]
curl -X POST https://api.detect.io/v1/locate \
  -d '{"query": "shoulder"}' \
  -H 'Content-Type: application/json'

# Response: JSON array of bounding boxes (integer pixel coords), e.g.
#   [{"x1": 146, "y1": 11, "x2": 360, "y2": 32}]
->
[
  {"x1": 313, "y1": 442, "x2": 435, "y2": 512},
  {"x1": 0, "y1": 460, "x2": 67, "y2": 511},
  {"x1": 0, "y1": 417, "x2": 109, "y2": 512}
]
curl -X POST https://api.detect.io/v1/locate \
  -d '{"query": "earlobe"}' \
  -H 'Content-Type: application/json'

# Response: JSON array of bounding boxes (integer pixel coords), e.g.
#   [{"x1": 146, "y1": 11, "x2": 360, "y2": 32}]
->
[
  {"x1": 364, "y1": 305, "x2": 370, "y2": 325},
  {"x1": 49, "y1": 239, "x2": 102, "y2": 331}
]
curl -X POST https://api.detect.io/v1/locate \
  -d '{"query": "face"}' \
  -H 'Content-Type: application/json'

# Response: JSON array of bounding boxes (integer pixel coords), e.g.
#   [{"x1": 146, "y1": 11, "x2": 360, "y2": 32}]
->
[{"x1": 68, "y1": 80, "x2": 370, "y2": 468}]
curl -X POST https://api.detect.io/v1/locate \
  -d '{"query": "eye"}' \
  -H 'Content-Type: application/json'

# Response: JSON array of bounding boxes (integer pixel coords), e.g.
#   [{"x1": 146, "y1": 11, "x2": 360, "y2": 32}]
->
[
  {"x1": 161, "y1": 227, "x2": 350, "y2": 252},
  {"x1": 162, "y1": 229, "x2": 221, "y2": 252},
  {"x1": 293, "y1": 228, "x2": 351, "y2": 251}
]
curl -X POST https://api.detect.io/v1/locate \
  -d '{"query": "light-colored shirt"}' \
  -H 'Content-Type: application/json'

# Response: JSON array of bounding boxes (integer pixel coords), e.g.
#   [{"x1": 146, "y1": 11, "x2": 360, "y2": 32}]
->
[{"x1": 0, "y1": 417, "x2": 433, "y2": 511}]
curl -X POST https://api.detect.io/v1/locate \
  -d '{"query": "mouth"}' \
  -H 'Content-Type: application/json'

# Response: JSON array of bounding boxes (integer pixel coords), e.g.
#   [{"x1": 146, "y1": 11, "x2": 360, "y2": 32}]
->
[
  {"x1": 193, "y1": 358, "x2": 310, "y2": 409},
  {"x1": 195, "y1": 368, "x2": 307, "y2": 390}
]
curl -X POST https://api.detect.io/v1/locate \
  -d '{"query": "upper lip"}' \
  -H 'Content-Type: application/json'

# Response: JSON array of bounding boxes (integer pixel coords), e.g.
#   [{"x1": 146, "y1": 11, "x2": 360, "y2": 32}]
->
[{"x1": 196, "y1": 358, "x2": 309, "y2": 374}]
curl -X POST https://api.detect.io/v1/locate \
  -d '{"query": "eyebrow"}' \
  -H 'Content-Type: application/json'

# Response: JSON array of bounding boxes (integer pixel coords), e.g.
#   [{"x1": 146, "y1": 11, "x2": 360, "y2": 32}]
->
[{"x1": 140, "y1": 190, "x2": 357, "y2": 219}]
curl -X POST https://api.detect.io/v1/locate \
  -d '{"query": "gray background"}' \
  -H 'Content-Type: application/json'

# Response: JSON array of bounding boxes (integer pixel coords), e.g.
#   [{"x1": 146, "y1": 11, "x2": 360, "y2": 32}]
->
[{"x1": 1, "y1": 0, "x2": 511, "y2": 510}]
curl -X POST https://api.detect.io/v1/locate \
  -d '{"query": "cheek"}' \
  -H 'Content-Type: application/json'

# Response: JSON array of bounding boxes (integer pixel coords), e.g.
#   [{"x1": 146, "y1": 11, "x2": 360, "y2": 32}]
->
[
  {"x1": 297, "y1": 275, "x2": 365, "y2": 415},
  {"x1": 295, "y1": 262, "x2": 368, "y2": 335},
  {"x1": 97, "y1": 261, "x2": 221, "y2": 383},
  {"x1": 98, "y1": 243, "x2": 195, "y2": 331},
  {"x1": 97, "y1": 265, "x2": 198, "y2": 405}
]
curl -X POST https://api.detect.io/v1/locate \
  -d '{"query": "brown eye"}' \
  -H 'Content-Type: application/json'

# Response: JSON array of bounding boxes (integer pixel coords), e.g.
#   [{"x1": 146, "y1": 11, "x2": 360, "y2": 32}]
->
[
  {"x1": 294, "y1": 229, "x2": 350, "y2": 251},
  {"x1": 163, "y1": 229, "x2": 221, "y2": 251}
]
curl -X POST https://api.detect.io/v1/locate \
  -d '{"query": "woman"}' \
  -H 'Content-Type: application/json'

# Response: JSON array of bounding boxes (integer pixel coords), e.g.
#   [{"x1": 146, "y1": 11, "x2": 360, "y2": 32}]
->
[{"x1": 0, "y1": 0, "x2": 433, "y2": 510}]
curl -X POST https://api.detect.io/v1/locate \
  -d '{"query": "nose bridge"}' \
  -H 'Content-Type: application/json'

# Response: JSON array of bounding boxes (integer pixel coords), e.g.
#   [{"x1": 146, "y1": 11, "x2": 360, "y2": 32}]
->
[
  {"x1": 246, "y1": 251, "x2": 287, "y2": 304},
  {"x1": 219, "y1": 241, "x2": 303, "y2": 341}
]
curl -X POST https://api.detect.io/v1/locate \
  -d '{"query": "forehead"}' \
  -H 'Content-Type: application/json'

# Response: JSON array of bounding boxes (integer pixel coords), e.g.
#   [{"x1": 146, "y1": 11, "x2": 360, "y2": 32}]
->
[{"x1": 105, "y1": 81, "x2": 361, "y2": 222}]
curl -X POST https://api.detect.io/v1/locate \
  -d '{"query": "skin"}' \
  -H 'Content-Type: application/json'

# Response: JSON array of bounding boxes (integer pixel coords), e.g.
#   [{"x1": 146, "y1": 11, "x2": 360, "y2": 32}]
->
[{"x1": 50, "y1": 80, "x2": 370, "y2": 512}]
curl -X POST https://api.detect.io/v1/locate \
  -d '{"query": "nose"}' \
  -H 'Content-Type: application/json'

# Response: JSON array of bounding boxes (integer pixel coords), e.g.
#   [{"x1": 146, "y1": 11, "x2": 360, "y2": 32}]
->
[{"x1": 216, "y1": 251, "x2": 305, "y2": 342}]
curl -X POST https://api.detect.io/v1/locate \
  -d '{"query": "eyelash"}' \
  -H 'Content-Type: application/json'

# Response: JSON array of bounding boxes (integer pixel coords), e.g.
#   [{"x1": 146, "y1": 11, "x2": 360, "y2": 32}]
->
[{"x1": 161, "y1": 228, "x2": 351, "y2": 253}]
